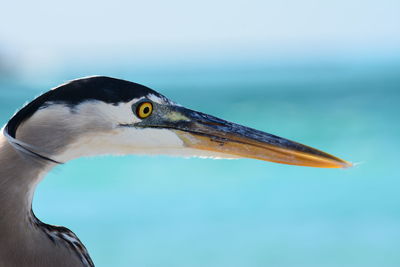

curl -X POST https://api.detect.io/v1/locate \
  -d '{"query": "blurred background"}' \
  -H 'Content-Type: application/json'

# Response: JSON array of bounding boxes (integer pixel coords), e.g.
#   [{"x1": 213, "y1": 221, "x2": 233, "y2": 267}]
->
[{"x1": 1, "y1": 0, "x2": 399, "y2": 266}]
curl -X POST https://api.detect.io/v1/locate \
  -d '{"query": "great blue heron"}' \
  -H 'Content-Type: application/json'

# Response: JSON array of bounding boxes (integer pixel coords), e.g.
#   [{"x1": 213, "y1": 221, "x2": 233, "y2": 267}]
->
[{"x1": 0, "y1": 76, "x2": 350, "y2": 266}]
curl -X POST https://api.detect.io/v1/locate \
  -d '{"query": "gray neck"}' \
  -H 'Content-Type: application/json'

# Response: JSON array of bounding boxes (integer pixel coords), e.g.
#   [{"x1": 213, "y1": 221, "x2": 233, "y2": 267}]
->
[
  {"x1": 0, "y1": 135, "x2": 51, "y2": 230},
  {"x1": 0, "y1": 135, "x2": 91, "y2": 267}
]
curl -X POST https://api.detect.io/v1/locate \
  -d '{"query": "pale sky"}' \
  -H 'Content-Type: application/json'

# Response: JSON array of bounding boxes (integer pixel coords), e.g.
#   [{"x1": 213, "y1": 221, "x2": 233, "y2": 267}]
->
[{"x1": 1, "y1": 0, "x2": 399, "y2": 65}]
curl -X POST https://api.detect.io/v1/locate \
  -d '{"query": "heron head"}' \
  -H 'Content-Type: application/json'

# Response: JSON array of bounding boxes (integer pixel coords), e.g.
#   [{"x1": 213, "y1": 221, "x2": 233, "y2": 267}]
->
[{"x1": 5, "y1": 76, "x2": 351, "y2": 168}]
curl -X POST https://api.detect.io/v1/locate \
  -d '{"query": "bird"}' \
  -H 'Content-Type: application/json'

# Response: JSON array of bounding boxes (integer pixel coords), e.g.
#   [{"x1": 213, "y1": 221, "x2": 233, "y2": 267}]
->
[{"x1": 0, "y1": 76, "x2": 351, "y2": 267}]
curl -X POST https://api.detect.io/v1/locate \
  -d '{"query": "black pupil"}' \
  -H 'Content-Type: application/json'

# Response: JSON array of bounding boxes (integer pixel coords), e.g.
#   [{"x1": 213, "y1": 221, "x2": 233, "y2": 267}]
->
[{"x1": 143, "y1": 106, "x2": 150, "y2": 114}]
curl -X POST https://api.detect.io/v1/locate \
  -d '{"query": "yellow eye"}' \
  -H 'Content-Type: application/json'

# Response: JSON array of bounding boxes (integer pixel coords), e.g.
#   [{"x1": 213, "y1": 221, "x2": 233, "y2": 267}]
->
[{"x1": 136, "y1": 102, "x2": 153, "y2": 119}]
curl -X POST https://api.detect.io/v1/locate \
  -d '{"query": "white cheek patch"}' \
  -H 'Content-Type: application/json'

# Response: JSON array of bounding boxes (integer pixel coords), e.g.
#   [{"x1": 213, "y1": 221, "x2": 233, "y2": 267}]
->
[
  {"x1": 76, "y1": 100, "x2": 141, "y2": 125},
  {"x1": 56, "y1": 128, "x2": 185, "y2": 161},
  {"x1": 30, "y1": 100, "x2": 141, "y2": 130}
]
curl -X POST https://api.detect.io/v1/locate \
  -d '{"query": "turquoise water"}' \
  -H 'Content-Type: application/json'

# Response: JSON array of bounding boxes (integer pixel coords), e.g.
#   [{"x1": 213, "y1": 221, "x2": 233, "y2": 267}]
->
[{"x1": 1, "y1": 60, "x2": 399, "y2": 266}]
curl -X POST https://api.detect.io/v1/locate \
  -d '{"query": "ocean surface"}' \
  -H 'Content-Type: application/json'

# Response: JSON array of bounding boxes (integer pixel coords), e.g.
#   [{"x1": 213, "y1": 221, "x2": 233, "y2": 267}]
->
[{"x1": 0, "y1": 59, "x2": 399, "y2": 267}]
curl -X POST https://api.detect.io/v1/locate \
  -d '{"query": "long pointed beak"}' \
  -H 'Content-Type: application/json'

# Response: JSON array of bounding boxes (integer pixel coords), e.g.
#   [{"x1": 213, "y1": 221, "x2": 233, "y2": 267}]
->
[{"x1": 139, "y1": 105, "x2": 352, "y2": 168}]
